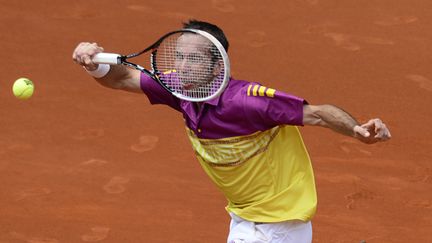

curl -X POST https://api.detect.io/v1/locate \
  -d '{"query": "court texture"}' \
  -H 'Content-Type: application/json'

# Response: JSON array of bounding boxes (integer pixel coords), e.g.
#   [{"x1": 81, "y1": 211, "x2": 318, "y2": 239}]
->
[{"x1": 0, "y1": 0, "x2": 431, "y2": 242}]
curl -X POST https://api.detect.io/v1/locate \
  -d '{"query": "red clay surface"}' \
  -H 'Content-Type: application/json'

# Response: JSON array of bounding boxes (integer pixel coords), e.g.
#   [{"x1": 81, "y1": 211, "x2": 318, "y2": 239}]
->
[{"x1": 1, "y1": 0, "x2": 431, "y2": 242}]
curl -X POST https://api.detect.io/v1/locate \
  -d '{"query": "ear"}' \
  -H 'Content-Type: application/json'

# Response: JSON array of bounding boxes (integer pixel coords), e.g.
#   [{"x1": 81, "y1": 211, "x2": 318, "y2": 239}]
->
[{"x1": 213, "y1": 59, "x2": 223, "y2": 76}]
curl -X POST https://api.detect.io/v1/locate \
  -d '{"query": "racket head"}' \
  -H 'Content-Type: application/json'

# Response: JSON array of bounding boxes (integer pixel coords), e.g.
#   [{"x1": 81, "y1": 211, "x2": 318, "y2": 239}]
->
[{"x1": 150, "y1": 29, "x2": 230, "y2": 102}]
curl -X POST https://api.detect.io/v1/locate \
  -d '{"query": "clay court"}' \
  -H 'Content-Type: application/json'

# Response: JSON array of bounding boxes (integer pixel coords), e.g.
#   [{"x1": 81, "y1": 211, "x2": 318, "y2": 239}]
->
[{"x1": 1, "y1": 0, "x2": 431, "y2": 242}]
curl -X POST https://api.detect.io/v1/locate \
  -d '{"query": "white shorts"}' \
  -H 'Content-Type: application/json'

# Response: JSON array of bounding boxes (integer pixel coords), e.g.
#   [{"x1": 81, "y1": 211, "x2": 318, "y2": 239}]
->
[{"x1": 227, "y1": 213, "x2": 312, "y2": 243}]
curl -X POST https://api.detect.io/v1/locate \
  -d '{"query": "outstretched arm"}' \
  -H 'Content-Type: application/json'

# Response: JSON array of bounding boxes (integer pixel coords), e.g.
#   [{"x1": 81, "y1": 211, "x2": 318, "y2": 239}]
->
[
  {"x1": 303, "y1": 104, "x2": 391, "y2": 144},
  {"x1": 72, "y1": 42, "x2": 142, "y2": 93}
]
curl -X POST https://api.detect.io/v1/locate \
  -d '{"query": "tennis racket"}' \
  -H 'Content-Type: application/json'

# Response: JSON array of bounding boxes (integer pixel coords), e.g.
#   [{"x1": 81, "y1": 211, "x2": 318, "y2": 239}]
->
[{"x1": 92, "y1": 29, "x2": 230, "y2": 102}]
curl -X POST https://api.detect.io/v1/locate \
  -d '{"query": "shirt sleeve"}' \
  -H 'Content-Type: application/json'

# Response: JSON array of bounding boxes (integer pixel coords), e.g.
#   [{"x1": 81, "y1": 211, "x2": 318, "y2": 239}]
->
[
  {"x1": 140, "y1": 72, "x2": 181, "y2": 111},
  {"x1": 242, "y1": 83, "x2": 307, "y2": 128}
]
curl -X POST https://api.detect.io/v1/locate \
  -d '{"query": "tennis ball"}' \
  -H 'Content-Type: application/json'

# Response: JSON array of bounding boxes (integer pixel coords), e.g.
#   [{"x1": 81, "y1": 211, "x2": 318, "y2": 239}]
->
[{"x1": 13, "y1": 77, "x2": 34, "y2": 100}]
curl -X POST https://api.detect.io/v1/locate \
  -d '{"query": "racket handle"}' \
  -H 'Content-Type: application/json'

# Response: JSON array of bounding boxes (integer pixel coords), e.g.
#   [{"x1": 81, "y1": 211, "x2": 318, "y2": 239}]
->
[{"x1": 92, "y1": 53, "x2": 122, "y2": 65}]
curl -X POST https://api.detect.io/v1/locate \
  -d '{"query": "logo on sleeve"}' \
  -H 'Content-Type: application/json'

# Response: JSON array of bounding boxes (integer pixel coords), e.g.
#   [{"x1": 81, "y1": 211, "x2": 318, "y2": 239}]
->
[{"x1": 247, "y1": 84, "x2": 275, "y2": 98}]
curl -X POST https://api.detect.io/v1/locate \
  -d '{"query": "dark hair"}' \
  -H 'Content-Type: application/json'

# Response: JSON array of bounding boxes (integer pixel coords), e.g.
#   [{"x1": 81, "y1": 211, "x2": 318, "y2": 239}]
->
[{"x1": 182, "y1": 19, "x2": 229, "y2": 52}]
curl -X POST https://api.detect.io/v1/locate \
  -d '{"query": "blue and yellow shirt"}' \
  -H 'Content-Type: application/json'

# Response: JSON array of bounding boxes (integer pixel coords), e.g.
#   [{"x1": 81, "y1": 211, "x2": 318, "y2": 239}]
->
[{"x1": 140, "y1": 73, "x2": 317, "y2": 223}]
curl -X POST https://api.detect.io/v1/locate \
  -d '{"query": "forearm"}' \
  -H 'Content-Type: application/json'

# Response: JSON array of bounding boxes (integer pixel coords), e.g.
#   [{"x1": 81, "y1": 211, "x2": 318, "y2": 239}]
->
[
  {"x1": 90, "y1": 65, "x2": 142, "y2": 93},
  {"x1": 312, "y1": 104, "x2": 360, "y2": 137},
  {"x1": 303, "y1": 104, "x2": 391, "y2": 143},
  {"x1": 93, "y1": 65, "x2": 129, "y2": 89}
]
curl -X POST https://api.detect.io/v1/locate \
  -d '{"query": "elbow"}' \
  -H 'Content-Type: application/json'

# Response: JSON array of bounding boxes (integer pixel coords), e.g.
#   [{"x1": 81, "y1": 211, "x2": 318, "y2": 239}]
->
[{"x1": 303, "y1": 105, "x2": 328, "y2": 127}]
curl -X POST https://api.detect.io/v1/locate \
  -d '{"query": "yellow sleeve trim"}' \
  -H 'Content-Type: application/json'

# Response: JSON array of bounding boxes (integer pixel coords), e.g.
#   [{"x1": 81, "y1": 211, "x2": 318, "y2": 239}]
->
[
  {"x1": 247, "y1": 84, "x2": 276, "y2": 98},
  {"x1": 252, "y1": 85, "x2": 259, "y2": 96},
  {"x1": 258, "y1": 86, "x2": 266, "y2": 96},
  {"x1": 266, "y1": 88, "x2": 276, "y2": 97}
]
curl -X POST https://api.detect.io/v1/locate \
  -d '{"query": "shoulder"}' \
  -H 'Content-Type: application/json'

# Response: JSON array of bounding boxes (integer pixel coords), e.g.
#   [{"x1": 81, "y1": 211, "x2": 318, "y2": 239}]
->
[
  {"x1": 223, "y1": 78, "x2": 306, "y2": 107},
  {"x1": 233, "y1": 79, "x2": 306, "y2": 126},
  {"x1": 230, "y1": 79, "x2": 294, "y2": 105},
  {"x1": 224, "y1": 78, "x2": 268, "y2": 99},
  {"x1": 222, "y1": 79, "x2": 274, "y2": 118}
]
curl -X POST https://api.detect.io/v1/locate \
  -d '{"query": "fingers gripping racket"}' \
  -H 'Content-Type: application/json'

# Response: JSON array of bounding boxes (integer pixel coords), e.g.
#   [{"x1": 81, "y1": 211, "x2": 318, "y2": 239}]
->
[{"x1": 92, "y1": 29, "x2": 230, "y2": 102}]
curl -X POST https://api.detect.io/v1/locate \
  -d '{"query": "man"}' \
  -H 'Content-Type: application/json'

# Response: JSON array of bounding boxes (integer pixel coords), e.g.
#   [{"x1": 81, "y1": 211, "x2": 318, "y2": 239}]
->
[{"x1": 72, "y1": 20, "x2": 391, "y2": 243}]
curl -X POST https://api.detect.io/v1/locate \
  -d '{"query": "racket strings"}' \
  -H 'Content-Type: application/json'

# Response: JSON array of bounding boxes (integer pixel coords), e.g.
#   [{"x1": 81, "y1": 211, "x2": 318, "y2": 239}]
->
[{"x1": 153, "y1": 33, "x2": 226, "y2": 99}]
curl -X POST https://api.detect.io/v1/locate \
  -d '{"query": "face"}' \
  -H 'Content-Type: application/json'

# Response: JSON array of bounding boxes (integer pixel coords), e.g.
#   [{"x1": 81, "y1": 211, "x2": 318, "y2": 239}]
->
[{"x1": 175, "y1": 34, "x2": 222, "y2": 90}]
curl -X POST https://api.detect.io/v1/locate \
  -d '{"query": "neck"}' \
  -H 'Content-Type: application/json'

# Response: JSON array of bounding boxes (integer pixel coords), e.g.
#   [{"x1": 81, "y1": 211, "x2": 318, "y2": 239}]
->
[{"x1": 194, "y1": 102, "x2": 203, "y2": 112}]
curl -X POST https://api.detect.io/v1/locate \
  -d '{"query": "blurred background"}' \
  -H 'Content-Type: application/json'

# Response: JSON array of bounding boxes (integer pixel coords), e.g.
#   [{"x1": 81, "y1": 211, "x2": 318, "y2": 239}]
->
[{"x1": 0, "y1": 0, "x2": 431, "y2": 242}]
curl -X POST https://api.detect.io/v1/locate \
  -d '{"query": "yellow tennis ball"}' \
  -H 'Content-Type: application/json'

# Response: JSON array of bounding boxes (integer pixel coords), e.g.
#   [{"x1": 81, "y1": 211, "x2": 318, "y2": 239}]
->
[{"x1": 13, "y1": 77, "x2": 34, "y2": 100}]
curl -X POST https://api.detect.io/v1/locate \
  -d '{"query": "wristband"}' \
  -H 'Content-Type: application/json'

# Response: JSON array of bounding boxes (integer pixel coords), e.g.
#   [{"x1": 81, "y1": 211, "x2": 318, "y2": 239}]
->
[{"x1": 84, "y1": 64, "x2": 110, "y2": 78}]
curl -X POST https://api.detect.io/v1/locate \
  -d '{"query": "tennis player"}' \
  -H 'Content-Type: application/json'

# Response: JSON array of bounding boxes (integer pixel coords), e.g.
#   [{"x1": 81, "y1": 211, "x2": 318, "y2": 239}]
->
[{"x1": 72, "y1": 20, "x2": 391, "y2": 243}]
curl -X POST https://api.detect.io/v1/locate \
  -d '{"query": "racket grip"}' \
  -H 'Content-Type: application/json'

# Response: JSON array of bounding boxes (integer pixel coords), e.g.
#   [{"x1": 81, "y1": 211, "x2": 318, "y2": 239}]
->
[{"x1": 92, "y1": 53, "x2": 122, "y2": 65}]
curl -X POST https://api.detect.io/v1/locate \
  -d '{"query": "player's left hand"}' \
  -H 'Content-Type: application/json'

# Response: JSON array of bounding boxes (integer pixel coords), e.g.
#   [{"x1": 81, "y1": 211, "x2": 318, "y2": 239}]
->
[{"x1": 353, "y1": 118, "x2": 391, "y2": 144}]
